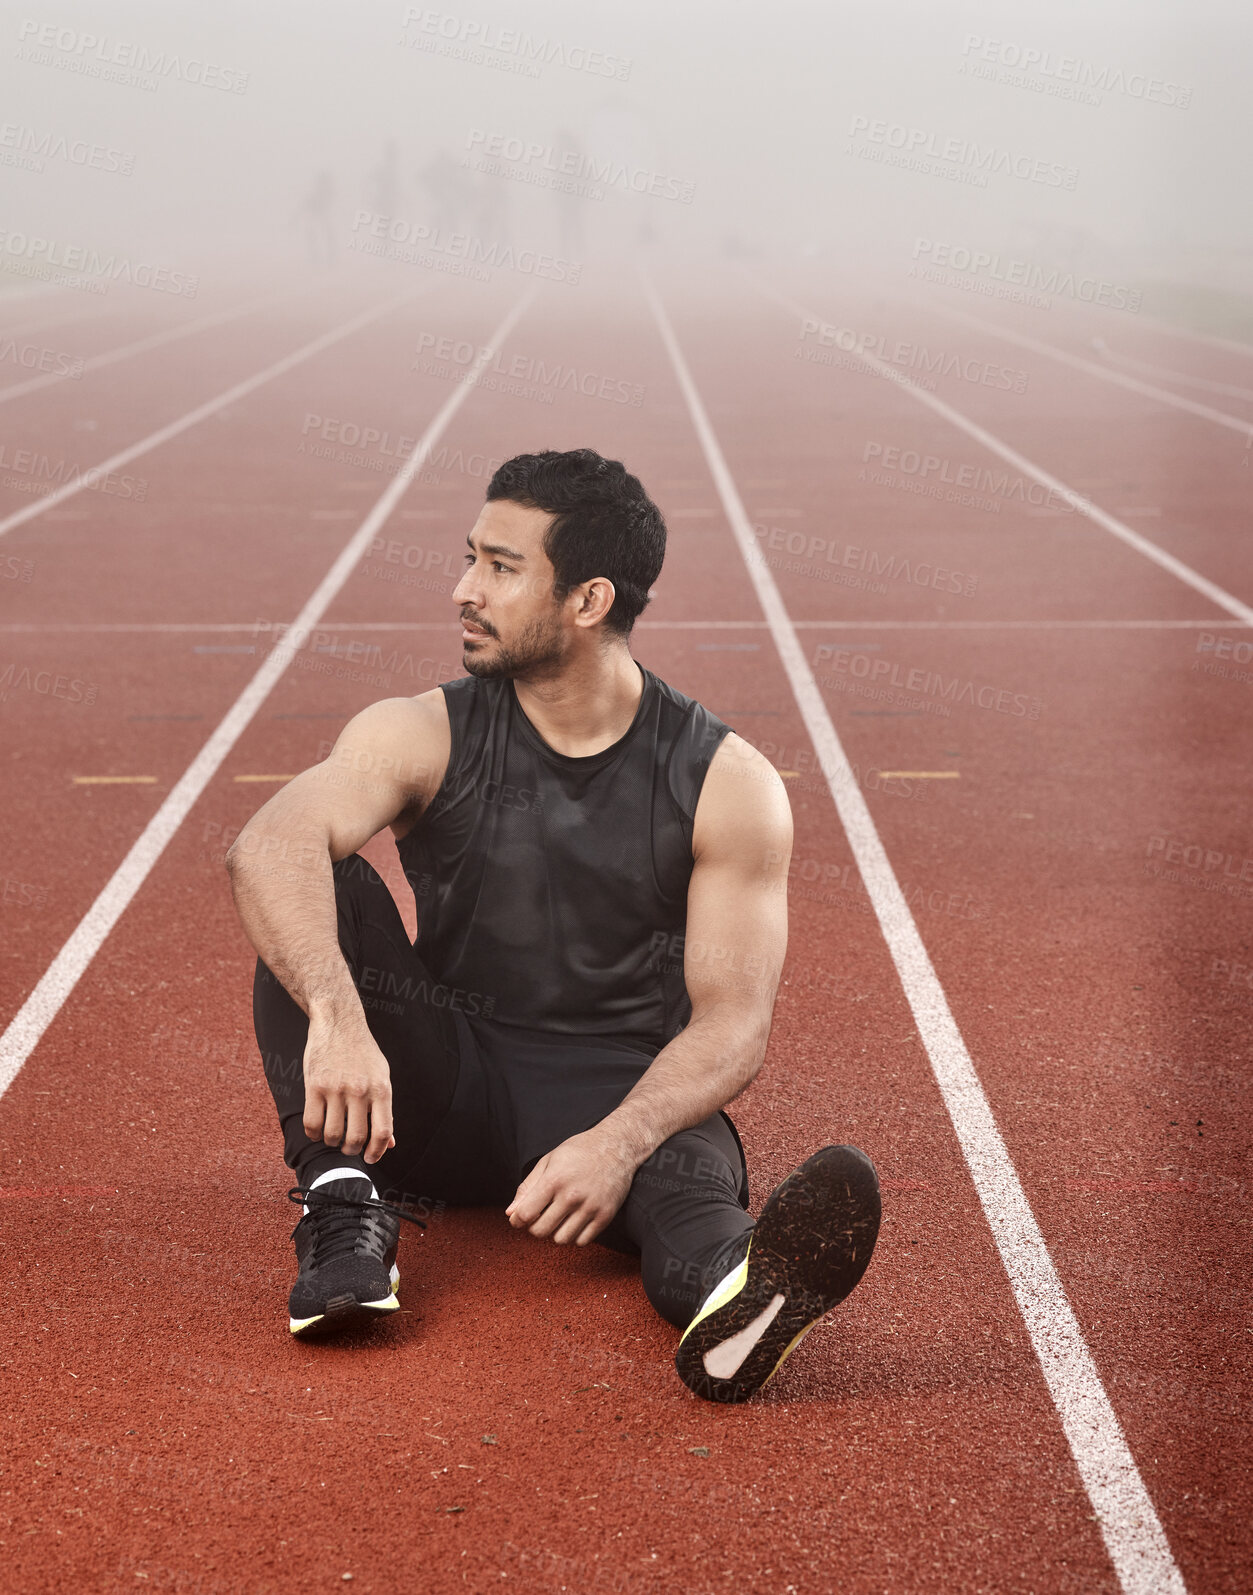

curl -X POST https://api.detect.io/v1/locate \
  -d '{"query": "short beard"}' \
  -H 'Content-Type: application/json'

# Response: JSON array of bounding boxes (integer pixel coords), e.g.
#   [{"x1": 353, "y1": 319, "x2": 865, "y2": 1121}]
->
[{"x1": 462, "y1": 611, "x2": 566, "y2": 681}]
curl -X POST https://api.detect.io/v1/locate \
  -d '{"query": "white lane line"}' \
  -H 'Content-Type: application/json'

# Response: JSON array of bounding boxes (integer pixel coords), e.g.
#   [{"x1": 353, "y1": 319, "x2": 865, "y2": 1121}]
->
[
  {"x1": 926, "y1": 300, "x2": 1253, "y2": 438},
  {"x1": 644, "y1": 275, "x2": 1187, "y2": 1595},
  {"x1": 0, "y1": 291, "x2": 285, "y2": 405},
  {"x1": 0, "y1": 618, "x2": 1247, "y2": 635},
  {"x1": 0, "y1": 284, "x2": 538, "y2": 1097},
  {"x1": 0, "y1": 282, "x2": 439, "y2": 539},
  {"x1": 1090, "y1": 338, "x2": 1253, "y2": 403},
  {"x1": 756, "y1": 278, "x2": 1253, "y2": 629},
  {"x1": 787, "y1": 618, "x2": 1251, "y2": 630}
]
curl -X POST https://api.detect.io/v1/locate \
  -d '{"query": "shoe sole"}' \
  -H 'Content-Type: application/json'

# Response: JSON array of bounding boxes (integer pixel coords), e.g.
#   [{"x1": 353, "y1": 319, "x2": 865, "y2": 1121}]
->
[
  {"x1": 675, "y1": 1145, "x2": 881, "y2": 1404},
  {"x1": 289, "y1": 1263, "x2": 401, "y2": 1338}
]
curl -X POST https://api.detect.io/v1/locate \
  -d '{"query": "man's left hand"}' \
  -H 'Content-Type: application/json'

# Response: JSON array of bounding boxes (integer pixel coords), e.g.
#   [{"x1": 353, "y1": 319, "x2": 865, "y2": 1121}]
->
[{"x1": 506, "y1": 1128, "x2": 640, "y2": 1246}]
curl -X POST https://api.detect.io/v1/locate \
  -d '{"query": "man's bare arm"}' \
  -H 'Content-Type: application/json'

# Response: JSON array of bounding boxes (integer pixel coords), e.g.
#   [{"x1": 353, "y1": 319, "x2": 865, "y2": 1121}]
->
[
  {"x1": 507, "y1": 734, "x2": 792, "y2": 1243},
  {"x1": 225, "y1": 692, "x2": 449, "y2": 1163}
]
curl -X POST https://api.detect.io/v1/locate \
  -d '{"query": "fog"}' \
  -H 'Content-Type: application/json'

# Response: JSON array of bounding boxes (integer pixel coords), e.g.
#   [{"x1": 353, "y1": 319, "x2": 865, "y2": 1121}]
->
[{"x1": 3, "y1": 0, "x2": 1249, "y2": 303}]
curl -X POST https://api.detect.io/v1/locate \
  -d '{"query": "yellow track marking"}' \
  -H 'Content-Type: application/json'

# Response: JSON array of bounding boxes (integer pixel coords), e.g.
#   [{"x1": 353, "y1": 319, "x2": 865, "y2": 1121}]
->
[
  {"x1": 72, "y1": 775, "x2": 157, "y2": 785},
  {"x1": 877, "y1": 771, "x2": 961, "y2": 779},
  {"x1": 233, "y1": 774, "x2": 298, "y2": 783}
]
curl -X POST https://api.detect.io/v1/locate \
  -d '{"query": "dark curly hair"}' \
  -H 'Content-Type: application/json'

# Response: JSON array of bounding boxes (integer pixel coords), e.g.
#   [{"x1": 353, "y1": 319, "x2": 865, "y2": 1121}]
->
[{"x1": 485, "y1": 448, "x2": 666, "y2": 636}]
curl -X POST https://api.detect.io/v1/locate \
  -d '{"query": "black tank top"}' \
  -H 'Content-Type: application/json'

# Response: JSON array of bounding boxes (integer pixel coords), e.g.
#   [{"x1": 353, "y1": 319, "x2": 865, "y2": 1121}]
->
[{"x1": 397, "y1": 664, "x2": 732, "y2": 1050}]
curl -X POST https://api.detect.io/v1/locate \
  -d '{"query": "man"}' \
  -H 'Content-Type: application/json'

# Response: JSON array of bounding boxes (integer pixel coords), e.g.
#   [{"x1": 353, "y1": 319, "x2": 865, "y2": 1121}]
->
[{"x1": 227, "y1": 448, "x2": 880, "y2": 1404}]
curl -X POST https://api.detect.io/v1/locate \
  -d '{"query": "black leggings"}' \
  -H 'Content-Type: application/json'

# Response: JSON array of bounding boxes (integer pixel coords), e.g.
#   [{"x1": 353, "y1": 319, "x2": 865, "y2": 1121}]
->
[{"x1": 254, "y1": 854, "x2": 755, "y2": 1329}]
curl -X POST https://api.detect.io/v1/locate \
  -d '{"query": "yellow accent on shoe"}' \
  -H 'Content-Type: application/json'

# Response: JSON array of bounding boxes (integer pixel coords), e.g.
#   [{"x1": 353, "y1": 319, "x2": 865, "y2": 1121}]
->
[
  {"x1": 359, "y1": 1262, "x2": 401, "y2": 1312},
  {"x1": 288, "y1": 1266, "x2": 400, "y2": 1333},
  {"x1": 760, "y1": 1318, "x2": 821, "y2": 1390},
  {"x1": 677, "y1": 1245, "x2": 752, "y2": 1345}
]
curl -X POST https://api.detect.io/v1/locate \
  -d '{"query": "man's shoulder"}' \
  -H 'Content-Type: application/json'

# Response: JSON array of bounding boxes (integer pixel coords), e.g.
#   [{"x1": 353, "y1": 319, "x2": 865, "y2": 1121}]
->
[
  {"x1": 692, "y1": 733, "x2": 792, "y2": 861},
  {"x1": 345, "y1": 689, "x2": 450, "y2": 760},
  {"x1": 703, "y1": 732, "x2": 787, "y2": 795},
  {"x1": 355, "y1": 687, "x2": 449, "y2": 731}
]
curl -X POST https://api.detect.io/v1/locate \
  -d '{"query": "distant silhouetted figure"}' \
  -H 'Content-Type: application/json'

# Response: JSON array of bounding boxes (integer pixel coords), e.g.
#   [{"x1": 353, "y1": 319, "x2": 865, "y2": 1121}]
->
[
  {"x1": 366, "y1": 139, "x2": 401, "y2": 220},
  {"x1": 552, "y1": 127, "x2": 585, "y2": 261},
  {"x1": 419, "y1": 148, "x2": 476, "y2": 238},
  {"x1": 292, "y1": 169, "x2": 336, "y2": 266},
  {"x1": 474, "y1": 166, "x2": 510, "y2": 248}
]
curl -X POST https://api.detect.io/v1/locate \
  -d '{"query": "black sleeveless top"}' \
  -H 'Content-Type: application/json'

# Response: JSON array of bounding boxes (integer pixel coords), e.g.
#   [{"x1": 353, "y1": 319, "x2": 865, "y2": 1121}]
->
[{"x1": 397, "y1": 664, "x2": 732, "y2": 1051}]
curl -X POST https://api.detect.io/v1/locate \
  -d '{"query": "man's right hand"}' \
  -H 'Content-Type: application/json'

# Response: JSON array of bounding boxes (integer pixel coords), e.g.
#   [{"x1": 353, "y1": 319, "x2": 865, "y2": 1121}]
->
[{"x1": 302, "y1": 1015, "x2": 395, "y2": 1165}]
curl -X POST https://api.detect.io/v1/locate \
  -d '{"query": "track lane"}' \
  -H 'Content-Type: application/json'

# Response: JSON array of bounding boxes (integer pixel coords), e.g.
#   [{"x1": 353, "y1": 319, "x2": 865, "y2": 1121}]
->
[{"x1": 647, "y1": 274, "x2": 1188, "y2": 1595}]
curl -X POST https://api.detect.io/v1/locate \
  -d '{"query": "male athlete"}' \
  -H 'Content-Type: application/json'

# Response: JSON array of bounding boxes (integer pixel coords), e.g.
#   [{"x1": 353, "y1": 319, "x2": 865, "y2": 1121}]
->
[{"x1": 227, "y1": 448, "x2": 881, "y2": 1403}]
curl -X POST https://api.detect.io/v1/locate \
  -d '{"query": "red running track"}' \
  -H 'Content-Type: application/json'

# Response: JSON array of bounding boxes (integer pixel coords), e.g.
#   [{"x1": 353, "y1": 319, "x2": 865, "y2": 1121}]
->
[{"x1": 0, "y1": 261, "x2": 1248, "y2": 1594}]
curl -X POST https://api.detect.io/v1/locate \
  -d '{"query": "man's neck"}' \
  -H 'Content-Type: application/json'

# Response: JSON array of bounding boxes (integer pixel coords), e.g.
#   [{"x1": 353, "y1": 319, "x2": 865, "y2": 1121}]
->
[{"x1": 512, "y1": 647, "x2": 644, "y2": 757}]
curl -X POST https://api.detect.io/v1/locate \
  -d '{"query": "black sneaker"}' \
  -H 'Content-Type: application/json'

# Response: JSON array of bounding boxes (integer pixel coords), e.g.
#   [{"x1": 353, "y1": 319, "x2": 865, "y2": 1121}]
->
[
  {"x1": 286, "y1": 1177, "x2": 424, "y2": 1338},
  {"x1": 674, "y1": 1144, "x2": 881, "y2": 1403}
]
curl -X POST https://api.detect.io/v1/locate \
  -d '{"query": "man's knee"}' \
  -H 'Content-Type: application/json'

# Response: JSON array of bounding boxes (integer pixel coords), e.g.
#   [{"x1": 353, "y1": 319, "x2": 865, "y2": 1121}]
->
[
  {"x1": 634, "y1": 1133, "x2": 743, "y2": 1204},
  {"x1": 329, "y1": 853, "x2": 402, "y2": 970}
]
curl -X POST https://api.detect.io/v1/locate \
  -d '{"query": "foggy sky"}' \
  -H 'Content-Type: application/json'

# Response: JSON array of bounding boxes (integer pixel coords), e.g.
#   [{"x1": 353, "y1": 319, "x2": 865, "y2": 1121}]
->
[{"x1": 2, "y1": 0, "x2": 1247, "y2": 296}]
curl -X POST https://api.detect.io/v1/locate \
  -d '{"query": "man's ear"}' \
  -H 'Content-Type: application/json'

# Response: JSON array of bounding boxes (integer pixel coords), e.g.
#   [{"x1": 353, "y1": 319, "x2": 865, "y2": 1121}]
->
[{"x1": 574, "y1": 576, "x2": 617, "y2": 628}]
